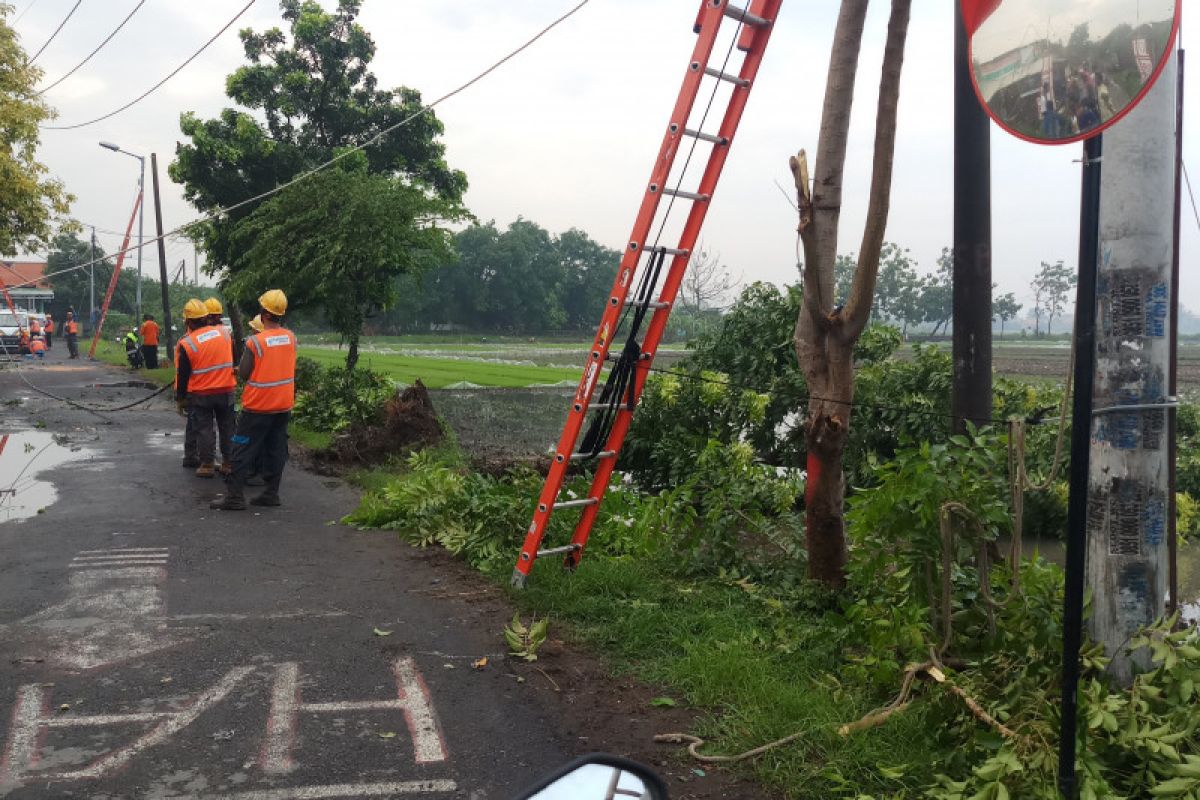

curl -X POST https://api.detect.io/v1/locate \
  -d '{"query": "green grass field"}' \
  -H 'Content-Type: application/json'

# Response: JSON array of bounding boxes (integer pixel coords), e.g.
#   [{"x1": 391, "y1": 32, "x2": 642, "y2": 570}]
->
[{"x1": 298, "y1": 346, "x2": 590, "y2": 388}]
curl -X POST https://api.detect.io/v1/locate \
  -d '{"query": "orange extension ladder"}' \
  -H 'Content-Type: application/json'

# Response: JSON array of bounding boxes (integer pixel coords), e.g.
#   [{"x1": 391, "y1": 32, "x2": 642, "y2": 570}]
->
[{"x1": 512, "y1": 0, "x2": 784, "y2": 587}]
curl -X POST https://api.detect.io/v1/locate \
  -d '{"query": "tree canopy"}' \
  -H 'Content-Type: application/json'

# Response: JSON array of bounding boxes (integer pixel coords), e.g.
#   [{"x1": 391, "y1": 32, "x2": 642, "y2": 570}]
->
[
  {"x1": 169, "y1": 0, "x2": 466, "y2": 283},
  {"x1": 0, "y1": 4, "x2": 73, "y2": 257}
]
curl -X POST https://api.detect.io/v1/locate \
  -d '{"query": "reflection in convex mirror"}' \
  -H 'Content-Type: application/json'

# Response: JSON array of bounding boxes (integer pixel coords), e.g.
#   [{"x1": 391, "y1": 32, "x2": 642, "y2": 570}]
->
[
  {"x1": 965, "y1": 0, "x2": 1179, "y2": 144},
  {"x1": 529, "y1": 764, "x2": 654, "y2": 799}
]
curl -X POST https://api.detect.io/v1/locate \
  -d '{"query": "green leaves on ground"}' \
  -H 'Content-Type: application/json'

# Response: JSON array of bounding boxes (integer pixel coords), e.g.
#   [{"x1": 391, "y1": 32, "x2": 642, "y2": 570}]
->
[{"x1": 504, "y1": 614, "x2": 549, "y2": 662}]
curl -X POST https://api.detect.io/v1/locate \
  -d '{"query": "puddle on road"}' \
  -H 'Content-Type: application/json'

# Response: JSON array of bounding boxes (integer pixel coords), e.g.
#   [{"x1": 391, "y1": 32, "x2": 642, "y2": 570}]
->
[
  {"x1": 0, "y1": 431, "x2": 96, "y2": 523},
  {"x1": 144, "y1": 431, "x2": 183, "y2": 456}
]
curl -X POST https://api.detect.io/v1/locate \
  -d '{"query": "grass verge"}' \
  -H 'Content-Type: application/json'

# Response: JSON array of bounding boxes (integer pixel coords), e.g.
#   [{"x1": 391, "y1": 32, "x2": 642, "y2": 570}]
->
[
  {"x1": 298, "y1": 346, "x2": 586, "y2": 388},
  {"x1": 92, "y1": 340, "x2": 176, "y2": 386}
]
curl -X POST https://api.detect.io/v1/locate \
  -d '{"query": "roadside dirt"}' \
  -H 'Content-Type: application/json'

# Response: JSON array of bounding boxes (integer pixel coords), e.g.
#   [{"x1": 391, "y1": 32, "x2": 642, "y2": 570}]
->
[{"x1": 394, "y1": 547, "x2": 775, "y2": 800}]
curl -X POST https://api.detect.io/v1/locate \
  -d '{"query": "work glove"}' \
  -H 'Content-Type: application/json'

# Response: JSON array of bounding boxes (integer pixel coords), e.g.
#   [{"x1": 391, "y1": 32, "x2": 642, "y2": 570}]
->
[{"x1": 176, "y1": 398, "x2": 188, "y2": 417}]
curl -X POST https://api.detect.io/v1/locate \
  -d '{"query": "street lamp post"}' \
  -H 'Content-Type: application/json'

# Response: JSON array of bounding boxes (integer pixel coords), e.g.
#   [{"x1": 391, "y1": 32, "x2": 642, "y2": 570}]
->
[{"x1": 98, "y1": 141, "x2": 145, "y2": 321}]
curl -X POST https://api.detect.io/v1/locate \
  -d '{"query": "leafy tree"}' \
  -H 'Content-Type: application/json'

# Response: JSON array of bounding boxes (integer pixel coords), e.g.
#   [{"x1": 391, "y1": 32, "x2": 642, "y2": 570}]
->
[
  {"x1": 873, "y1": 243, "x2": 922, "y2": 334},
  {"x1": 228, "y1": 158, "x2": 464, "y2": 369},
  {"x1": 170, "y1": 0, "x2": 466, "y2": 322},
  {"x1": 993, "y1": 292, "x2": 1022, "y2": 337},
  {"x1": 1031, "y1": 259, "x2": 1075, "y2": 336},
  {"x1": 0, "y1": 5, "x2": 73, "y2": 256},
  {"x1": 918, "y1": 248, "x2": 954, "y2": 336}
]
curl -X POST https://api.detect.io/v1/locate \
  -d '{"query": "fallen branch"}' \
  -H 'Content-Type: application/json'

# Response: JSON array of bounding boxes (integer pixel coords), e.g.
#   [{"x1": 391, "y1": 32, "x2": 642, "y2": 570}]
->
[{"x1": 653, "y1": 730, "x2": 807, "y2": 764}]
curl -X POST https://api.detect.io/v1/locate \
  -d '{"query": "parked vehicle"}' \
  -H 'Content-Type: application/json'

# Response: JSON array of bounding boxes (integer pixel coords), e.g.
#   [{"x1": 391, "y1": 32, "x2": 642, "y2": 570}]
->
[{"x1": 0, "y1": 310, "x2": 30, "y2": 356}]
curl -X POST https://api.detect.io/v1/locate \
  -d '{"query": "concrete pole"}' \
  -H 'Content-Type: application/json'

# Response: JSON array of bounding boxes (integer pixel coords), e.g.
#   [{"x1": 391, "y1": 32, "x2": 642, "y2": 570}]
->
[
  {"x1": 150, "y1": 153, "x2": 175, "y2": 362},
  {"x1": 136, "y1": 156, "x2": 145, "y2": 321},
  {"x1": 1086, "y1": 56, "x2": 1177, "y2": 685}
]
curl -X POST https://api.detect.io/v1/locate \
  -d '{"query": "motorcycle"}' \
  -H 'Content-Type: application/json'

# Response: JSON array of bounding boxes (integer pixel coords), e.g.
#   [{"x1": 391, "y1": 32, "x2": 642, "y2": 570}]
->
[{"x1": 515, "y1": 753, "x2": 669, "y2": 799}]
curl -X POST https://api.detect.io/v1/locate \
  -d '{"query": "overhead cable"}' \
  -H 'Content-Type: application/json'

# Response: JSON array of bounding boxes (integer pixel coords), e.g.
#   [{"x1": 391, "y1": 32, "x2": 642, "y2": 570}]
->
[
  {"x1": 43, "y1": 0, "x2": 255, "y2": 130},
  {"x1": 38, "y1": 0, "x2": 145, "y2": 95},
  {"x1": 14, "y1": 0, "x2": 45, "y2": 24},
  {"x1": 26, "y1": 0, "x2": 82, "y2": 64},
  {"x1": 12, "y1": 0, "x2": 592, "y2": 289}
]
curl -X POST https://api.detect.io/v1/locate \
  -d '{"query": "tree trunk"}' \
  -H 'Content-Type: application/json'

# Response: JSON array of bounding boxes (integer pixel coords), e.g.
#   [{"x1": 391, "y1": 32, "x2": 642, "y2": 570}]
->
[
  {"x1": 792, "y1": 0, "x2": 912, "y2": 588},
  {"x1": 346, "y1": 331, "x2": 360, "y2": 372}
]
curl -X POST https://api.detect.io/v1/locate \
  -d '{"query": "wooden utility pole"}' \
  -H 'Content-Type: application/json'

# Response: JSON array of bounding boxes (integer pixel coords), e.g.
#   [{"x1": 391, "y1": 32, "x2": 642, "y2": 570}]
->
[
  {"x1": 1085, "y1": 57, "x2": 1178, "y2": 685},
  {"x1": 951, "y1": 0, "x2": 992, "y2": 433},
  {"x1": 149, "y1": 153, "x2": 175, "y2": 362}
]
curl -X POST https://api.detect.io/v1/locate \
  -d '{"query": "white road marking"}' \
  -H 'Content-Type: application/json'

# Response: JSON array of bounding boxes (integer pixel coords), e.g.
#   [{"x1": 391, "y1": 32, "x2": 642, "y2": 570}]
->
[
  {"x1": 77, "y1": 548, "x2": 170, "y2": 555},
  {"x1": 0, "y1": 666, "x2": 255, "y2": 785},
  {"x1": 168, "y1": 611, "x2": 350, "y2": 622},
  {"x1": 261, "y1": 657, "x2": 448, "y2": 774},
  {"x1": 0, "y1": 551, "x2": 183, "y2": 670},
  {"x1": 207, "y1": 780, "x2": 458, "y2": 799}
]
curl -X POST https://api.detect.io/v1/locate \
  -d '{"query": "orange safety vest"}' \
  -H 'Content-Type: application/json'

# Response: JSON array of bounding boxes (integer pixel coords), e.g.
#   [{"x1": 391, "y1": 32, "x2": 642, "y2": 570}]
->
[
  {"x1": 29, "y1": 337, "x2": 45, "y2": 354},
  {"x1": 242, "y1": 328, "x2": 297, "y2": 413},
  {"x1": 65, "y1": 319, "x2": 78, "y2": 335},
  {"x1": 45, "y1": 319, "x2": 53, "y2": 333},
  {"x1": 29, "y1": 320, "x2": 40, "y2": 335},
  {"x1": 179, "y1": 326, "x2": 235, "y2": 395}
]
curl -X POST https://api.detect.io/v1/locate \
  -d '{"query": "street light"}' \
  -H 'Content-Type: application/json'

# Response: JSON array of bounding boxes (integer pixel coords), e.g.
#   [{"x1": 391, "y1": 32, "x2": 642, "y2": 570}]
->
[{"x1": 98, "y1": 140, "x2": 145, "y2": 321}]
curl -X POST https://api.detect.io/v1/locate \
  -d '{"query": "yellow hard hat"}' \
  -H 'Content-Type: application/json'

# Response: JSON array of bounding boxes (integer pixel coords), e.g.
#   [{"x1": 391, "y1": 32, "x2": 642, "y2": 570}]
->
[
  {"x1": 183, "y1": 299, "x2": 208, "y2": 320},
  {"x1": 248, "y1": 314, "x2": 264, "y2": 333},
  {"x1": 204, "y1": 297, "x2": 223, "y2": 315},
  {"x1": 259, "y1": 289, "x2": 287, "y2": 316}
]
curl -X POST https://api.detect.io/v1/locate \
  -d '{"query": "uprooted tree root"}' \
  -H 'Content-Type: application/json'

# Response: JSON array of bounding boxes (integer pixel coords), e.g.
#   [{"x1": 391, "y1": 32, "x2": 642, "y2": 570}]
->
[{"x1": 317, "y1": 379, "x2": 444, "y2": 466}]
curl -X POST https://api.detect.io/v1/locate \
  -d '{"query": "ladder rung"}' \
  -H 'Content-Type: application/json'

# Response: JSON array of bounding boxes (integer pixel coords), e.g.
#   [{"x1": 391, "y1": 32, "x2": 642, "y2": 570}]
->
[
  {"x1": 652, "y1": 245, "x2": 691, "y2": 256},
  {"x1": 553, "y1": 497, "x2": 600, "y2": 510},
  {"x1": 683, "y1": 128, "x2": 728, "y2": 145},
  {"x1": 723, "y1": 3, "x2": 770, "y2": 28},
  {"x1": 604, "y1": 352, "x2": 653, "y2": 361},
  {"x1": 662, "y1": 187, "x2": 709, "y2": 202},
  {"x1": 588, "y1": 401, "x2": 635, "y2": 411},
  {"x1": 624, "y1": 300, "x2": 671, "y2": 309},
  {"x1": 537, "y1": 544, "x2": 582, "y2": 558},
  {"x1": 570, "y1": 450, "x2": 616, "y2": 461},
  {"x1": 704, "y1": 66, "x2": 750, "y2": 87}
]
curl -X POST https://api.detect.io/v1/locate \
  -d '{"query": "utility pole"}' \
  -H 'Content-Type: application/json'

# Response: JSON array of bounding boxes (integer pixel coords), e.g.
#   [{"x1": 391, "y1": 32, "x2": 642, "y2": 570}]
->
[
  {"x1": 1085, "y1": 56, "x2": 1178, "y2": 685},
  {"x1": 951, "y1": 0, "x2": 992, "y2": 433},
  {"x1": 89, "y1": 226, "x2": 96, "y2": 328},
  {"x1": 136, "y1": 156, "x2": 145, "y2": 321},
  {"x1": 149, "y1": 153, "x2": 175, "y2": 362},
  {"x1": 193, "y1": 243, "x2": 198, "y2": 285}
]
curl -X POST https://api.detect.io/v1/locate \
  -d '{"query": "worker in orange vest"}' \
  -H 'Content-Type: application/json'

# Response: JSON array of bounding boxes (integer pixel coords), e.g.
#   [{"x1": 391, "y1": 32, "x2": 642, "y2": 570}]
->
[
  {"x1": 204, "y1": 297, "x2": 224, "y2": 329},
  {"x1": 140, "y1": 313, "x2": 160, "y2": 369},
  {"x1": 28, "y1": 333, "x2": 46, "y2": 360},
  {"x1": 212, "y1": 289, "x2": 296, "y2": 510},
  {"x1": 17, "y1": 327, "x2": 30, "y2": 355},
  {"x1": 43, "y1": 314, "x2": 53, "y2": 348},
  {"x1": 175, "y1": 299, "x2": 236, "y2": 478},
  {"x1": 28, "y1": 317, "x2": 40, "y2": 337},
  {"x1": 63, "y1": 311, "x2": 80, "y2": 359}
]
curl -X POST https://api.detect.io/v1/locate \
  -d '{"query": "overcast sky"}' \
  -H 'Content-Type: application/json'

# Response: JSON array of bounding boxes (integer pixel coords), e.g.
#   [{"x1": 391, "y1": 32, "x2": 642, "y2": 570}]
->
[{"x1": 15, "y1": 0, "x2": 1200, "y2": 322}]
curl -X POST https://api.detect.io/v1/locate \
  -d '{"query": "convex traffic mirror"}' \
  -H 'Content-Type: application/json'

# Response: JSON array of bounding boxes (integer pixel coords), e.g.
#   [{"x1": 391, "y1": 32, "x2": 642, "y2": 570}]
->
[{"x1": 963, "y1": 0, "x2": 1179, "y2": 144}]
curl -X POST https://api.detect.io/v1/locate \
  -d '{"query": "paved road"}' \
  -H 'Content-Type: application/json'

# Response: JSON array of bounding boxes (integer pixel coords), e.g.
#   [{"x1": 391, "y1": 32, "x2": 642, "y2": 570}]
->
[{"x1": 0, "y1": 350, "x2": 585, "y2": 800}]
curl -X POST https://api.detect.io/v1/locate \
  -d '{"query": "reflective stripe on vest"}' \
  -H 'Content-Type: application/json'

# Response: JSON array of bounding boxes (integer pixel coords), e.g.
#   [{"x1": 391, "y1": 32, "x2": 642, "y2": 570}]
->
[
  {"x1": 242, "y1": 329, "x2": 297, "y2": 412},
  {"x1": 182, "y1": 326, "x2": 235, "y2": 394}
]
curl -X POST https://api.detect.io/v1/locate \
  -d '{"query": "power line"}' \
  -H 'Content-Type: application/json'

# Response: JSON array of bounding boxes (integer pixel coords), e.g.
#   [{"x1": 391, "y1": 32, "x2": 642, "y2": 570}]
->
[
  {"x1": 26, "y1": 0, "x2": 82, "y2": 64},
  {"x1": 14, "y1": 0, "x2": 45, "y2": 24},
  {"x1": 37, "y1": 0, "x2": 145, "y2": 95},
  {"x1": 42, "y1": 0, "x2": 255, "y2": 130},
  {"x1": 1182, "y1": 160, "x2": 1200, "y2": 237},
  {"x1": 11, "y1": 0, "x2": 592, "y2": 289}
]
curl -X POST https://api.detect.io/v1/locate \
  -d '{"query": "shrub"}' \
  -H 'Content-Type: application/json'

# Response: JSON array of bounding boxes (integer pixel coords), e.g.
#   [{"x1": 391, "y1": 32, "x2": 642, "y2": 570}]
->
[{"x1": 292, "y1": 361, "x2": 395, "y2": 433}]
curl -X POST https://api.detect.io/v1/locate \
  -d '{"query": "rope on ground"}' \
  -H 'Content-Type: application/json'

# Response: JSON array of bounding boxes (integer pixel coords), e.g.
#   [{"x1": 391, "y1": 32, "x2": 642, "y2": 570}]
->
[{"x1": 652, "y1": 730, "x2": 808, "y2": 763}]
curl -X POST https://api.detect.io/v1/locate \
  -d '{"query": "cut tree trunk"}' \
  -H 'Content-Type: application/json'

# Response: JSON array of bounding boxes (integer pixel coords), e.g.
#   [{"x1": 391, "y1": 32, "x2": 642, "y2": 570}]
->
[{"x1": 792, "y1": 0, "x2": 912, "y2": 588}]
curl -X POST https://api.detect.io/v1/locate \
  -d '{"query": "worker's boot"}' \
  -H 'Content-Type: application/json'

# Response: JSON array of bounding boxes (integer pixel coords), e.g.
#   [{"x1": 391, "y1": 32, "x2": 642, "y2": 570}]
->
[
  {"x1": 182, "y1": 456, "x2": 200, "y2": 468},
  {"x1": 210, "y1": 492, "x2": 247, "y2": 511},
  {"x1": 249, "y1": 492, "x2": 281, "y2": 507},
  {"x1": 195, "y1": 463, "x2": 216, "y2": 479},
  {"x1": 218, "y1": 463, "x2": 232, "y2": 477}
]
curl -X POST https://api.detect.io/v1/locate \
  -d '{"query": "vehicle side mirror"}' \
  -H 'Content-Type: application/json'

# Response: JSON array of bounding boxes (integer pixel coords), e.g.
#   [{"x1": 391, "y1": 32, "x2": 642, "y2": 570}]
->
[{"x1": 514, "y1": 753, "x2": 669, "y2": 800}]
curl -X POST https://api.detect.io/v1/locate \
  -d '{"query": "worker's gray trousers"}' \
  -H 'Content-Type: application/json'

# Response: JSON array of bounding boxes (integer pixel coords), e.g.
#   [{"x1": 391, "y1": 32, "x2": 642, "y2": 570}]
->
[
  {"x1": 189, "y1": 392, "x2": 236, "y2": 466},
  {"x1": 226, "y1": 410, "x2": 290, "y2": 500}
]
